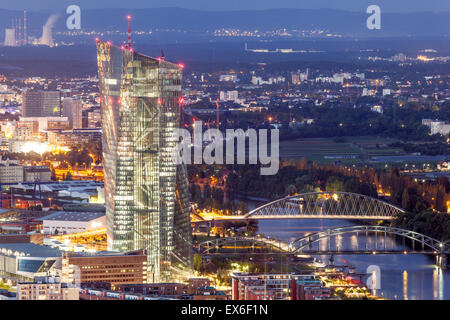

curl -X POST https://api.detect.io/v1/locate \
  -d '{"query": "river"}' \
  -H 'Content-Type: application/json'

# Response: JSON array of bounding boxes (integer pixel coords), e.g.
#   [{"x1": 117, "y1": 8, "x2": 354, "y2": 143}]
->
[{"x1": 257, "y1": 218, "x2": 449, "y2": 300}]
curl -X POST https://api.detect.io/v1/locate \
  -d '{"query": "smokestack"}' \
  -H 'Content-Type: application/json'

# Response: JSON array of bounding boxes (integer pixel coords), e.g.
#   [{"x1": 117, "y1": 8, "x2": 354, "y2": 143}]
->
[
  {"x1": 24, "y1": 10, "x2": 27, "y2": 45},
  {"x1": 18, "y1": 18, "x2": 22, "y2": 45},
  {"x1": 15, "y1": 18, "x2": 19, "y2": 43},
  {"x1": 11, "y1": 19, "x2": 15, "y2": 43}
]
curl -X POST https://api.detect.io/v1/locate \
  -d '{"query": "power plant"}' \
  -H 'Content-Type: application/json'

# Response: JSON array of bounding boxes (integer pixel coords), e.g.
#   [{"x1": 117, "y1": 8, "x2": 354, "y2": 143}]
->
[
  {"x1": 3, "y1": 29, "x2": 16, "y2": 47},
  {"x1": 2, "y1": 11, "x2": 57, "y2": 47}
]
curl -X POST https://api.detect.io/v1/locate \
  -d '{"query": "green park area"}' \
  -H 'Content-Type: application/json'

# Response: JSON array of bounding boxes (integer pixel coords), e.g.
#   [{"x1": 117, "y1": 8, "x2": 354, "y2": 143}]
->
[{"x1": 279, "y1": 136, "x2": 406, "y2": 165}]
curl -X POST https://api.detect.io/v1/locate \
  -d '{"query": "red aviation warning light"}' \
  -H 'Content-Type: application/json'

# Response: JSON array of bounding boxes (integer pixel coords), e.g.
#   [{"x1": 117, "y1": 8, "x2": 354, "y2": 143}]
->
[
  {"x1": 178, "y1": 97, "x2": 185, "y2": 105},
  {"x1": 178, "y1": 63, "x2": 185, "y2": 69}
]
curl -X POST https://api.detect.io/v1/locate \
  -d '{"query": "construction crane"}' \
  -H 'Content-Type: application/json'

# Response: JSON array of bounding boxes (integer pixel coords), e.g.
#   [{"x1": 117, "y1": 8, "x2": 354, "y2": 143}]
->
[
  {"x1": 216, "y1": 98, "x2": 220, "y2": 129},
  {"x1": 32, "y1": 178, "x2": 42, "y2": 201}
]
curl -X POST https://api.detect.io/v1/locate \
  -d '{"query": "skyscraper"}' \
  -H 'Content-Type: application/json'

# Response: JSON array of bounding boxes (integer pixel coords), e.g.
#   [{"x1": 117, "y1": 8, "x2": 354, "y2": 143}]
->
[
  {"x1": 62, "y1": 98, "x2": 83, "y2": 129},
  {"x1": 96, "y1": 41, "x2": 192, "y2": 282}
]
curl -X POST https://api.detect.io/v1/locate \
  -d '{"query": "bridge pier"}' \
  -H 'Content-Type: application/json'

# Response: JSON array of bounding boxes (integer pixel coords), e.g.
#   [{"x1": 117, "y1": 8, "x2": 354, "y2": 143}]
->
[{"x1": 436, "y1": 255, "x2": 447, "y2": 269}]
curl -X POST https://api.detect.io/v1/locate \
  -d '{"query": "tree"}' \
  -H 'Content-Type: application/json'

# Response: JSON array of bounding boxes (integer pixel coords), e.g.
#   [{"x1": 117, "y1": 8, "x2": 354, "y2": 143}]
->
[
  {"x1": 51, "y1": 168, "x2": 57, "y2": 181},
  {"x1": 65, "y1": 171, "x2": 73, "y2": 181},
  {"x1": 285, "y1": 184, "x2": 298, "y2": 196},
  {"x1": 401, "y1": 189, "x2": 412, "y2": 212},
  {"x1": 193, "y1": 254, "x2": 203, "y2": 272},
  {"x1": 326, "y1": 176, "x2": 344, "y2": 192}
]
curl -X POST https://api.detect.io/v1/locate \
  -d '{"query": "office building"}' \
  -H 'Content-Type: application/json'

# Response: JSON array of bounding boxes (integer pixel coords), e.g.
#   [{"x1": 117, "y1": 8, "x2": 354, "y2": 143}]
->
[
  {"x1": 0, "y1": 158, "x2": 23, "y2": 184},
  {"x1": 46, "y1": 128, "x2": 101, "y2": 147},
  {"x1": 61, "y1": 250, "x2": 147, "y2": 285},
  {"x1": 62, "y1": 98, "x2": 83, "y2": 129},
  {"x1": 19, "y1": 116, "x2": 69, "y2": 132},
  {"x1": 231, "y1": 272, "x2": 325, "y2": 300},
  {"x1": 17, "y1": 276, "x2": 79, "y2": 300},
  {"x1": 97, "y1": 41, "x2": 192, "y2": 282},
  {"x1": 87, "y1": 109, "x2": 101, "y2": 128},
  {"x1": 22, "y1": 91, "x2": 61, "y2": 117}
]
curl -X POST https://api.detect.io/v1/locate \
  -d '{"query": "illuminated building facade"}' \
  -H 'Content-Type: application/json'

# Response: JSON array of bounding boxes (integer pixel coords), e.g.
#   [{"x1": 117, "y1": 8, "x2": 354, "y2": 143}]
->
[
  {"x1": 22, "y1": 91, "x2": 61, "y2": 117},
  {"x1": 96, "y1": 41, "x2": 192, "y2": 282},
  {"x1": 62, "y1": 98, "x2": 83, "y2": 129},
  {"x1": 61, "y1": 251, "x2": 147, "y2": 285}
]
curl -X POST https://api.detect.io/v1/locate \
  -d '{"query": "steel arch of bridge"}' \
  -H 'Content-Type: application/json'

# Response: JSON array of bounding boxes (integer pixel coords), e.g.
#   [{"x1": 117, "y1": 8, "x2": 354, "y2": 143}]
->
[
  {"x1": 196, "y1": 227, "x2": 449, "y2": 256},
  {"x1": 290, "y1": 225, "x2": 449, "y2": 254},
  {"x1": 197, "y1": 236, "x2": 289, "y2": 256},
  {"x1": 243, "y1": 192, "x2": 405, "y2": 220}
]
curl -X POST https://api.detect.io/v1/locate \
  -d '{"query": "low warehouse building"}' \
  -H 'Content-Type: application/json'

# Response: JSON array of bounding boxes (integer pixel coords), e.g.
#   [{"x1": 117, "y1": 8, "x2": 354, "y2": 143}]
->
[{"x1": 40, "y1": 211, "x2": 105, "y2": 235}]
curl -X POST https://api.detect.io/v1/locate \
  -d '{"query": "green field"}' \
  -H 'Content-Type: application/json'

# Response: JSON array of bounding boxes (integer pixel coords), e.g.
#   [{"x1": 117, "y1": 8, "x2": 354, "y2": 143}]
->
[{"x1": 279, "y1": 136, "x2": 405, "y2": 165}]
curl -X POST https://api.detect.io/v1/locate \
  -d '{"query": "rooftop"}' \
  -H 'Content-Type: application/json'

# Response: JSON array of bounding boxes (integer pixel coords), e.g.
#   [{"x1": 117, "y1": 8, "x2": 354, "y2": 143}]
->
[
  {"x1": 39, "y1": 211, "x2": 105, "y2": 222},
  {"x1": 0, "y1": 243, "x2": 62, "y2": 257}
]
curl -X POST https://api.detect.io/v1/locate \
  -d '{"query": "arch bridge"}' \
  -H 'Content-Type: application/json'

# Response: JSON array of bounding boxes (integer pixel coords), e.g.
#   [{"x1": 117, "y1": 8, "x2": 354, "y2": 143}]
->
[
  {"x1": 197, "y1": 226, "x2": 450, "y2": 257},
  {"x1": 290, "y1": 225, "x2": 450, "y2": 255},
  {"x1": 197, "y1": 236, "x2": 290, "y2": 256},
  {"x1": 243, "y1": 192, "x2": 404, "y2": 220}
]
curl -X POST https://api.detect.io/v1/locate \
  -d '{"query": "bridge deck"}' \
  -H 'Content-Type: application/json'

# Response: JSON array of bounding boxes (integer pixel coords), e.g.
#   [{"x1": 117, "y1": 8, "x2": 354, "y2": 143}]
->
[
  {"x1": 245, "y1": 215, "x2": 394, "y2": 220},
  {"x1": 201, "y1": 250, "x2": 438, "y2": 255},
  {"x1": 201, "y1": 215, "x2": 394, "y2": 221}
]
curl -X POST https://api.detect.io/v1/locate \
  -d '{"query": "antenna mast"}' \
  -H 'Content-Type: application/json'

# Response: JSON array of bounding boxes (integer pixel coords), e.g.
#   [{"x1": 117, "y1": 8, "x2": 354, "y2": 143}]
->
[{"x1": 127, "y1": 15, "x2": 132, "y2": 49}]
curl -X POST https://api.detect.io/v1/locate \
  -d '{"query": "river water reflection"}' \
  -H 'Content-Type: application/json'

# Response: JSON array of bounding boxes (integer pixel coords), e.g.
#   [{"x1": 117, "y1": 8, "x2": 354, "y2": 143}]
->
[{"x1": 257, "y1": 218, "x2": 449, "y2": 300}]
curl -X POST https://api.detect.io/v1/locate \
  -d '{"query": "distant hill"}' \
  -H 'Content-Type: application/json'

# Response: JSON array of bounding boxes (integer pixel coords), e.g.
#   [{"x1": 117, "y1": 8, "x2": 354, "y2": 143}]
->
[{"x1": 0, "y1": 7, "x2": 450, "y2": 39}]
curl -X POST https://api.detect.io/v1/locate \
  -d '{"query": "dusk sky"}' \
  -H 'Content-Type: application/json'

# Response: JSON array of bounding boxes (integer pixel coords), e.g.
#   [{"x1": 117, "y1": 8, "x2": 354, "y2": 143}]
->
[{"x1": 1, "y1": 0, "x2": 450, "y2": 13}]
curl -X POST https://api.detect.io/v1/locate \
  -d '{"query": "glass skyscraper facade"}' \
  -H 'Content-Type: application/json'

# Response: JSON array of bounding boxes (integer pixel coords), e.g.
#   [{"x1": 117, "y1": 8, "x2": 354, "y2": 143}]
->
[{"x1": 96, "y1": 41, "x2": 192, "y2": 282}]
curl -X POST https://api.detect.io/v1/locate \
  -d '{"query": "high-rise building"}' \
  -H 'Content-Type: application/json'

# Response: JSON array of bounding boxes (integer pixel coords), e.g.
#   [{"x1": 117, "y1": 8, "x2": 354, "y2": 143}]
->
[
  {"x1": 22, "y1": 91, "x2": 61, "y2": 117},
  {"x1": 62, "y1": 98, "x2": 83, "y2": 129},
  {"x1": 96, "y1": 41, "x2": 192, "y2": 282}
]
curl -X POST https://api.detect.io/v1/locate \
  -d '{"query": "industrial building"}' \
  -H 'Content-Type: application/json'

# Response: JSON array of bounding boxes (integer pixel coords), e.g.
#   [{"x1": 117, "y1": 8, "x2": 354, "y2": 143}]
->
[
  {"x1": 10, "y1": 180, "x2": 104, "y2": 207},
  {"x1": 0, "y1": 209, "x2": 48, "y2": 233},
  {"x1": 40, "y1": 211, "x2": 106, "y2": 235}
]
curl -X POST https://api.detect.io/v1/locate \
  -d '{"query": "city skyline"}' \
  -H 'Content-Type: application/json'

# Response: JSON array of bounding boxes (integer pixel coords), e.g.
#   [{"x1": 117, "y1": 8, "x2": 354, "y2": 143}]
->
[{"x1": 0, "y1": 0, "x2": 448, "y2": 304}]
